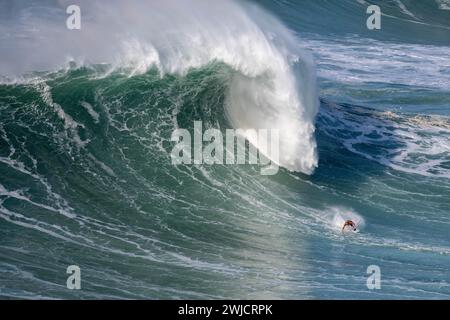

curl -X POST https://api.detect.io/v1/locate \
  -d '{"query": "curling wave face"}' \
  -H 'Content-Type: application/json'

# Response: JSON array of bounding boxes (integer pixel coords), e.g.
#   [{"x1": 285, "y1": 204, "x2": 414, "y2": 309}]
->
[{"x1": 0, "y1": 0, "x2": 319, "y2": 174}]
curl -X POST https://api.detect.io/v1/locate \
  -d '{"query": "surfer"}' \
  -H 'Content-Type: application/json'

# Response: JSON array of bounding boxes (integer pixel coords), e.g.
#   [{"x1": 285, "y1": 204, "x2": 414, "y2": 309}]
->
[{"x1": 342, "y1": 220, "x2": 357, "y2": 232}]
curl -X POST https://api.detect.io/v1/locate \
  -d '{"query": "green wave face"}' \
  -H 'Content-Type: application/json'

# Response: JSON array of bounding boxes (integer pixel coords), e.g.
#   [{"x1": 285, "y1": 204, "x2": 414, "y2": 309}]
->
[{"x1": 1, "y1": 0, "x2": 450, "y2": 299}]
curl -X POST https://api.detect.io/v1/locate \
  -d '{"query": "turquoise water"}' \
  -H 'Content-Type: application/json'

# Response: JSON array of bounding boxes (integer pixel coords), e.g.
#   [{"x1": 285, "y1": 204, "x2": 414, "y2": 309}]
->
[{"x1": 0, "y1": 0, "x2": 449, "y2": 299}]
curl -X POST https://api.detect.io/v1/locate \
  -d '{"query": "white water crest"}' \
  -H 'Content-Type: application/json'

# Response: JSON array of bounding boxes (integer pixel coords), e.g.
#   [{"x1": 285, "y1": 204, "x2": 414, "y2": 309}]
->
[{"x1": 0, "y1": 0, "x2": 319, "y2": 174}]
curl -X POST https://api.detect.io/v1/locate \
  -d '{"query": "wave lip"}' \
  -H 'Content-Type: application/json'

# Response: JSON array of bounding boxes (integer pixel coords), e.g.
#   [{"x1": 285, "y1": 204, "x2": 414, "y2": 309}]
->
[{"x1": 0, "y1": 0, "x2": 319, "y2": 174}]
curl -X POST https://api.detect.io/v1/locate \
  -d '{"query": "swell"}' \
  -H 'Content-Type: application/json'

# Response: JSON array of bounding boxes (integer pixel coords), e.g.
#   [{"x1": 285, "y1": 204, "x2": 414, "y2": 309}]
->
[
  {"x1": 1, "y1": 69, "x2": 450, "y2": 299},
  {"x1": 0, "y1": 0, "x2": 319, "y2": 174},
  {"x1": 318, "y1": 100, "x2": 450, "y2": 179},
  {"x1": 261, "y1": 0, "x2": 450, "y2": 46}
]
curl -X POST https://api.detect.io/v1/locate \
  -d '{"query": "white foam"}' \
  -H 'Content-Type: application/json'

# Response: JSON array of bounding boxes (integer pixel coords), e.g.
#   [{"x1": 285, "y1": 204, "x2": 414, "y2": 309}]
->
[
  {"x1": 302, "y1": 37, "x2": 450, "y2": 90},
  {"x1": 34, "y1": 81, "x2": 90, "y2": 149},
  {"x1": 0, "y1": 0, "x2": 318, "y2": 173},
  {"x1": 80, "y1": 101, "x2": 100, "y2": 123},
  {"x1": 394, "y1": 0, "x2": 417, "y2": 19},
  {"x1": 0, "y1": 0, "x2": 319, "y2": 175},
  {"x1": 436, "y1": 0, "x2": 450, "y2": 10},
  {"x1": 321, "y1": 103, "x2": 450, "y2": 179},
  {"x1": 329, "y1": 207, "x2": 366, "y2": 233}
]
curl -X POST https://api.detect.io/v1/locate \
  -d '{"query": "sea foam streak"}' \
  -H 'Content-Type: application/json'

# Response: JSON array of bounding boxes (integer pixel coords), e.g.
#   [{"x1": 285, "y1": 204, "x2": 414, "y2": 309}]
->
[{"x1": 0, "y1": 0, "x2": 319, "y2": 174}]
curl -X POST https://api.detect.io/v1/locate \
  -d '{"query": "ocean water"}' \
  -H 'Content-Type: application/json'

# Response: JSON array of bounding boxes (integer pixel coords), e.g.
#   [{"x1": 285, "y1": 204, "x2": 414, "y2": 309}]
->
[{"x1": 0, "y1": 0, "x2": 449, "y2": 299}]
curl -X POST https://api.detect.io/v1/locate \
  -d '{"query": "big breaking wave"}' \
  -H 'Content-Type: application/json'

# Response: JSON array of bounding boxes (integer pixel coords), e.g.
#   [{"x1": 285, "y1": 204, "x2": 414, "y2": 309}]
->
[{"x1": 0, "y1": 0, "x2": 319, "y2": 174}]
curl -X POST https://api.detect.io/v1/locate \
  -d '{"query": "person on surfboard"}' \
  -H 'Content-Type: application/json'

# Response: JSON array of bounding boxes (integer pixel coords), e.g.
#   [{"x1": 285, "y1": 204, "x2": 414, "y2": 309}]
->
[{"x1": 342, "y1": 220, "x2": 357, "y2": 232}]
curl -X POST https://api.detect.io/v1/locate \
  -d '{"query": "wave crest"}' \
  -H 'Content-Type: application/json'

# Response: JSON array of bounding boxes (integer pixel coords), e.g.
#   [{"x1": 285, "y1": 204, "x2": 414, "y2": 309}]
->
[{"x1": 0, "y1": 0, "x2": 319, "y2": 174}]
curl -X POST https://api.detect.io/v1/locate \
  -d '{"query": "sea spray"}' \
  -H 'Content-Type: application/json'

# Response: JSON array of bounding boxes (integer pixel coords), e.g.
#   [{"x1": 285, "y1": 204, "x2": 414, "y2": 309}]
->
[{"x1": 0, "y1": 0, "x2": 319, "y2": 174}]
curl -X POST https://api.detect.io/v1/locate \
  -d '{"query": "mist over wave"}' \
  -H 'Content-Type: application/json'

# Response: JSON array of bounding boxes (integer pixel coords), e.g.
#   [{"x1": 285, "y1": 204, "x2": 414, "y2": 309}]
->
[{"x1": 0, "y1": 0, "x2": 319, "y2": 174}]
